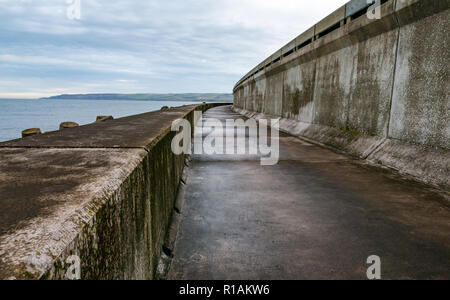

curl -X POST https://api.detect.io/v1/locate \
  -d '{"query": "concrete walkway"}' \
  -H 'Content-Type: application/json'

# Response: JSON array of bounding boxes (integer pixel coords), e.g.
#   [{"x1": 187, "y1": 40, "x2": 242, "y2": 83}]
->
[{"x1": 168, "y1": 106, "x2": 449, "y2": 280}]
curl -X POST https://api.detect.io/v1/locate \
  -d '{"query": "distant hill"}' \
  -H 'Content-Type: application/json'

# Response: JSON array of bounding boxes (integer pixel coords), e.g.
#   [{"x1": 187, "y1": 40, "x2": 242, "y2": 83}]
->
[{"x1": 41, "y1": 93, "x2": 233, "y2": 102}]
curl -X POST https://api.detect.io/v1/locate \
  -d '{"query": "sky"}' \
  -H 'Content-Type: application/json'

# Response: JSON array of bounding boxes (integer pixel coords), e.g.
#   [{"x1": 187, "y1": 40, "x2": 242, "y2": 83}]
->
[{"x1": 0, "y1": 0, "x2": 348, "y2": 98}]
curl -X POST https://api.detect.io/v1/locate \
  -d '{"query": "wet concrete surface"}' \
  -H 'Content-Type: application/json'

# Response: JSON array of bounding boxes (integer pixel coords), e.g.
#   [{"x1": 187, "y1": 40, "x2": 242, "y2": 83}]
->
[{"x1": 168, "y1": 105, "x2": 450, "y2": 280}]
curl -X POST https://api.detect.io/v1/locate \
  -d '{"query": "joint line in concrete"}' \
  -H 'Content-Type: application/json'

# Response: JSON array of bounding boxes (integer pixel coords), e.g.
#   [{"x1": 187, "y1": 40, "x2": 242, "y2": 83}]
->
[{"x1": 386, "y1": 1, "x2": 402, "y2": 138}]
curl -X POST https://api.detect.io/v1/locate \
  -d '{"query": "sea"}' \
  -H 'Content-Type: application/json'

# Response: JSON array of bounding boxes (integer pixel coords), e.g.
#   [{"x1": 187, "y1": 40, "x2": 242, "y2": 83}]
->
[{"x1": 0, "y1": 98, "x2": 207, "y2": 142}]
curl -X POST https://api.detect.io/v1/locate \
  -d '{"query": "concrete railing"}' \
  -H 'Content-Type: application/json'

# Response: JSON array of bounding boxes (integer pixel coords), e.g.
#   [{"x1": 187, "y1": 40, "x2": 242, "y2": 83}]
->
[
  {"x1": 0, "y1": 103, "x2": 226, "y2": 280},
  {"x1": 233, "y1": 0, "x2": 449, "y2": 189}
]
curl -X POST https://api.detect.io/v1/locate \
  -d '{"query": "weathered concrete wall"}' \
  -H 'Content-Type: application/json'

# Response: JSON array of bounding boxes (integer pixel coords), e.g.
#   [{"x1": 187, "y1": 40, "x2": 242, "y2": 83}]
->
[
  {"x1": 233, "y1": 0, "x2": 449, "y2": 189},
  {"x1": 282, "y1": 60, "x2": 316, "y2": 123},
  {"x1": 312, "y1": 42, "x2": 354, "y2": 129},
  {"x1": 389, "y1": 2, "x2": 450, "y2": 148},
  {"x1": 0, "y1": 103, "x2": 224, "y2": 280}
]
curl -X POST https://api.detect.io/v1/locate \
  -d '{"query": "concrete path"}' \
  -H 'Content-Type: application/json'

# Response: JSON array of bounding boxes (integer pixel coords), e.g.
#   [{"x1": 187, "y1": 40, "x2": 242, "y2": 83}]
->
[{"x1": 168, "y1": 106, "x2": 449, "y2": 280}]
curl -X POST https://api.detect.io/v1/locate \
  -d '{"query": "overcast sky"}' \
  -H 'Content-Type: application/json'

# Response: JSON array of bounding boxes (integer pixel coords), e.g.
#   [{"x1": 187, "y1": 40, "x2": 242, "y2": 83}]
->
[{"x1": 0, "y1": 0, "x2": 348, "y2": 98}]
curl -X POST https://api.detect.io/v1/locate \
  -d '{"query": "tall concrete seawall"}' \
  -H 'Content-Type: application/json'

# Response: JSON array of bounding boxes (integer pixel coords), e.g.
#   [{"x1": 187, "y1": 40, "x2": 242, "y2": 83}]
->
[
  {"x1": 233, "y1": 0, "x2": 449, "y2": 189},
  {"x1": 0, "y1": 103, "x2": 225, "y2": 280}
]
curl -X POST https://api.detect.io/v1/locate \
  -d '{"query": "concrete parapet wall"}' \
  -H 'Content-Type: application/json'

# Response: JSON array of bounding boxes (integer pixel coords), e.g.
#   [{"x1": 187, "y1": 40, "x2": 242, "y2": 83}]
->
[
  {"x1": 233, "y1": 0, "x2": 449, "y2": 189},
  {"x1": 0, "y1": 103, "x2": 224, "y2": 280}
]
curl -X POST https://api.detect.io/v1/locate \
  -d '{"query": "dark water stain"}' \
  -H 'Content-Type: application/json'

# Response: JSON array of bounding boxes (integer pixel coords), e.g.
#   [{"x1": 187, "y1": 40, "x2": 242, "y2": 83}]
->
[
  {"x1": 282, "y1": 64, "x2": 316, "y2": 120},
  {"x1": 349, "y1": 42, "x2": 385, "y2": 135},
  {"x1": 314, "y1": 57, "x2": 347, "y2": 128}
]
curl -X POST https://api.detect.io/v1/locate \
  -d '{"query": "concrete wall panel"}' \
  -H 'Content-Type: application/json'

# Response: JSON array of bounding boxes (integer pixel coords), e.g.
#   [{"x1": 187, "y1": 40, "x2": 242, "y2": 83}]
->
[
  {"x1": 348, "y1": 29, "x2": 398, "y2": 136},
  {"x1": 282, "y1": 61, "x2": 316, "y2": 122},
  {"x1": 263, "y1": 71, "x2": 284, "y2": 116},
  {"x1": 313, "y1": 45, "x2": 356, "y2": 128},
  {"x1": 389, "y1": 9, "x2": 450, "y2": 148},
  {"x1": 255, "y1": 77, "x2": 266, "y2": 113},
  {"x1": 242, "y1": 82, "x2": 251, "y2": 111}
]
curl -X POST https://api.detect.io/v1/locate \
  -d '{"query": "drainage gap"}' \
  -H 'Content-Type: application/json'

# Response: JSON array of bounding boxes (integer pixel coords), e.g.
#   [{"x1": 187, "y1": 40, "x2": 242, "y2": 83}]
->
[
  {"x1": 297, "y1": 39, "x2": 312, "y2": 51},
  {"x1": 317, "y1": 22, "x2": 341, "y2": 39},
  {"x1": 162, "y1": 246, "x2": 174, "y2": 258}
]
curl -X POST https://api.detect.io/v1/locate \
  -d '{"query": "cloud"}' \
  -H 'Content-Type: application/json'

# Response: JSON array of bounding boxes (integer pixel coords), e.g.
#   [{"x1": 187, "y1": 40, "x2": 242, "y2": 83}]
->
[{"x1": 0, "y1": 0, "x2": 348, "y2": 98}]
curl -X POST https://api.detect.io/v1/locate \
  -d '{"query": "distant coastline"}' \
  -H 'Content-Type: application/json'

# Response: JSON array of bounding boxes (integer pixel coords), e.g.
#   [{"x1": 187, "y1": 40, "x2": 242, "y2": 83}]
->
[{"x1": 40, "y1": 93, "x2": 233, "y2": 102}]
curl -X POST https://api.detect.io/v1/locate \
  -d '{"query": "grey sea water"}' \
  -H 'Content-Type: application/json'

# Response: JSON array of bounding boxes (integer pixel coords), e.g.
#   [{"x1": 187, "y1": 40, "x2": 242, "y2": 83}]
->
[{"x1": 0, "y1": 99, "x2": 201, "y2": 142}]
